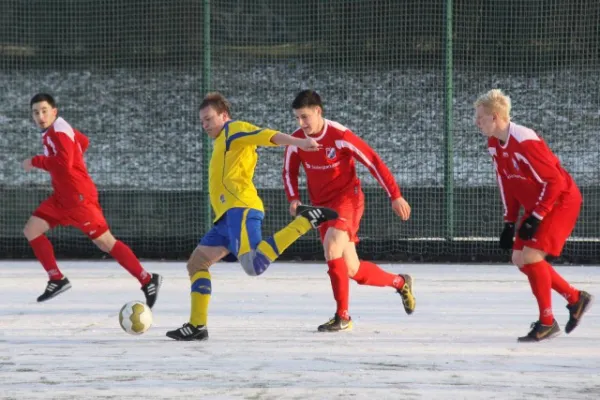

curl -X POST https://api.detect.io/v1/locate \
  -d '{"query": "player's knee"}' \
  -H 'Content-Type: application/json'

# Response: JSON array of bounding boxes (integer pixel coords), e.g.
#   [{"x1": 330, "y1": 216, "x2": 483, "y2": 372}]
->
[
  {"x1": 94, "y1": 240, "x2": 111, "y2": 253},
  {"x1": 323, "y1": 242, "x2": 344, "y2": 261},
  {"x1": 187, "y1": 256, "x2": 211, "y2": 278},
  {"x1": 239, "y1": 255, "x2": 258, "y2": 276},
  {"x1": 23, "y1": 218, "x2": 46, "y2": 241},
  {"x1": 346, "y1": 261, "x2": 360, "y2": 277},
  {"x1": 93, "y1": 231, "x2": 116, "y2": 253},
  {"x1": 239, "y1": 252, "x2": 270, "y2": 276},
  {"x1": 23, "y1": 226, "x2": 45, "y2": 241},
  {"x1": 186, "y1": 246, "x2": 227, "y2": 277},
  {"x1": 95, "y1": 242, "x2": 110, "y2": 253},
  {"x1": 23, "y1": 225, "x2": 37, "y2": 241},
  {"x1": 323, "y1": 229, "x2": 348, "y2": 261}
]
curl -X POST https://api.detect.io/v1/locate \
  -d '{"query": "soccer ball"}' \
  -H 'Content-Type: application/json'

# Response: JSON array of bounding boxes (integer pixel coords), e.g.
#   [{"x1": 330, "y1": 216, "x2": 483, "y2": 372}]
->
[{"x1": 119, "y1": 301, "x2": 153, "y2": 335}]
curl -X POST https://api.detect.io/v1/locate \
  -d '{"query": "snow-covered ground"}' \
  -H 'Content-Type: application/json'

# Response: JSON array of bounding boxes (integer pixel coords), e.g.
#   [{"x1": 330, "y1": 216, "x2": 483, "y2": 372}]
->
[
  {"x1": 1, "y1": 261, "x2": 599, "y2": 399},
  {"x1": 1, "y1": 63, "x2": 599, "y2": 189}
]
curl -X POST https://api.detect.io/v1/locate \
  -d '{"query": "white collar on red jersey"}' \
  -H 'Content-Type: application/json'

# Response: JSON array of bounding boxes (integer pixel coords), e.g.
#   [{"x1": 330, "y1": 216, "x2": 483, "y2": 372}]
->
[
  {"x1": 498, "y1": 122, "x2": 514, "y2": 149},
  {"x1": 304, "y1": 119, "x2": 329, "y2": 141}
]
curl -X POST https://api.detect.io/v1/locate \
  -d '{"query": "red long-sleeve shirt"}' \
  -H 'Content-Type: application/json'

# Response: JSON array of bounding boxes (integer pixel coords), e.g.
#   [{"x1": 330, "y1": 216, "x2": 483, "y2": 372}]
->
[
  {"x1": 283, "y1": 119, "x2": 401, "y2": 206},
  {"x1": 488, "y1": 122, "x2": 579, "y2": 221},
  {"x1": 31, "y1": 117, "x2": 98, "y2": 207}
]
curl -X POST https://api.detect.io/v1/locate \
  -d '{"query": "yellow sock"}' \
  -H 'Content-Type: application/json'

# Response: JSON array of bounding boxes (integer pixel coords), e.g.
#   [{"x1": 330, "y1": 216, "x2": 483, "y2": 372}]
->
[
  {"x1": 257, "y1": 217, "x2": 313, "y2": 261},
  {"x1": 189, "y1": 270, "x2": 211, "y2": 327}
]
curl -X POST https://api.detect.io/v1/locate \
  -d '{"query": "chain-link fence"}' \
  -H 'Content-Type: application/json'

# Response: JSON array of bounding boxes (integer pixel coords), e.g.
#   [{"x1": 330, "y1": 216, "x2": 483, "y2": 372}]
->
[{"x1": 1, "y1": 0, "x2": 599, "y2": 262}]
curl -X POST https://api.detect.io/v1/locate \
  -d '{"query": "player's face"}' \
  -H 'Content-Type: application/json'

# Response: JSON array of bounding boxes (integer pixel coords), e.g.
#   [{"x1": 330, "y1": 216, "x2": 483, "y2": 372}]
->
[
  {"x1": 31, "y1": 101, "x2": 58, "y2": 130},
  {"x1": 474, "y1": 105, "x2": 496, "y2": 137},
  {"x1": 200, "y1": 106, "x2": 227, "y2": 138},
  {"x1": 294, "y1": 106, "x2": 323, "y2": 136}
]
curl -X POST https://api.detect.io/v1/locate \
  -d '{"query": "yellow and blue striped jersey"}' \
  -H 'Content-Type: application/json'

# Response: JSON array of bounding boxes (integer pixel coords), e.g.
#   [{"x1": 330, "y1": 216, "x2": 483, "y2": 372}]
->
[{"x1": 209, "y1": 120, "x2": 279, "y2": 222}]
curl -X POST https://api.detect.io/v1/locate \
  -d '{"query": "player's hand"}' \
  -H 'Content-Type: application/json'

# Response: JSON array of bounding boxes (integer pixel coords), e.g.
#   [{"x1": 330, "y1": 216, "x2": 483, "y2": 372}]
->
[
  {"x1": 22, "y1": 158, "x2": 34, "y2": 172},
  {"x1": 391, "y1": 197, "x2": 411, "y2": 221},
  {"x1": 499, "y1": 222, "x2": 515, "y2": 250},
  {"x1": 289, "y1": 200, "x2": 302, "y2": 216},
  {"x1": 298, "y1": 137, "x2": 320, "y2": 152},
  {"x1": 518, "y1": 215, "x2": 541, "y2": 240}
]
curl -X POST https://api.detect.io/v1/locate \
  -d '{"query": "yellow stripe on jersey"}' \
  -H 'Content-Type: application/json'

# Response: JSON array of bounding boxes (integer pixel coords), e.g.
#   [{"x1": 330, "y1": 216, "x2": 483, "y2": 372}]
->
[
  {"x1": 225, "y1": 128, "x2": 277, "y2": 150},
  {"x1": 209, "y1": 120, "x2": 279, "y2": 222}
]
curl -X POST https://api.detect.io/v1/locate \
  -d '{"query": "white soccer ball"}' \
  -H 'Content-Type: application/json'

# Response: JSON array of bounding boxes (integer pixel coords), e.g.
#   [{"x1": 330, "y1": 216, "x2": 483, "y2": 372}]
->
[{"x1": 119, "y1": 301, "x2": 153, "y2": 335}]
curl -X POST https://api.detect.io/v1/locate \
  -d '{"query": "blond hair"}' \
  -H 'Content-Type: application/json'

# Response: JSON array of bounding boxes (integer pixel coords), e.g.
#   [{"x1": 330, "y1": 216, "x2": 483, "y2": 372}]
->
[{"x1": 474, "y1": 89, "x2": 511, "y2": 121}]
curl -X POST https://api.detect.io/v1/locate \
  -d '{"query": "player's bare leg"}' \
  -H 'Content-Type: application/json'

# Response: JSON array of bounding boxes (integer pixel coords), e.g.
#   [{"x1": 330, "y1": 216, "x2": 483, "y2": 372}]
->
[
  {"x1": 24, "y1": 216, "x2": 71, "y2": 302},
  {"x1": 187, "y1": 245, "x2": 228, "y2": 277},
  {"x1": 345, "y1": 242, "x2": 415, "y2": 315},
  {"x1": 23, "y1": 215, "x2": 51, "y2": 241},
  {"x1": 318, "y1": 228, "x2": 352, "y2": 332},
  {"x1": 92, "y1": 230, "x2": 117, "y2": 253},
  {"x1": 93, "y1": 230, "x2": 162, "y2": 308},
  {"x1": 511, "y1": 249, "x2": 524, "y2": 268},
  {"x1": 166, "y1": 245, "x2": 229, "y2": 341}
]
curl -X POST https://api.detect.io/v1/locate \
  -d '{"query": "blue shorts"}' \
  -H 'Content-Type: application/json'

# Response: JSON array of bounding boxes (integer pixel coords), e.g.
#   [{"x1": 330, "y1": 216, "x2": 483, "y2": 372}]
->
[{"x1": 199, "y1": 208, "x2": 264, "y2": 261}]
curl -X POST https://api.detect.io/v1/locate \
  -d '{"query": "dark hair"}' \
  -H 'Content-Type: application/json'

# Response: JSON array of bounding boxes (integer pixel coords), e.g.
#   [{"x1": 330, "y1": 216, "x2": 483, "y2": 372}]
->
[
  {"x1": 30, "y1": 93, "x2": 56, "y2": 108},
  {"x1": 292, "y1": 90, "x2": 323, "y2": 110},
  {"x1": 200, "y1": 92, "x2": 231, "y2": 115}
]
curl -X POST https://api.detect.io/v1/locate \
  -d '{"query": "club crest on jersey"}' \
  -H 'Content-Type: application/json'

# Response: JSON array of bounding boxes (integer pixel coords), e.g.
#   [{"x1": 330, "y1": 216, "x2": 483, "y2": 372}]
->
[{"x1": 325, "y1": 147, "x2": 336, "y2": 159}]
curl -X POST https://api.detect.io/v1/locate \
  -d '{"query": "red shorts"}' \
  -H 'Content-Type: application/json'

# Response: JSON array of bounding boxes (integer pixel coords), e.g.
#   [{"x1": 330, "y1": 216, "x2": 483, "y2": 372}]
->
[
  {"x1": 33, "y1": 196, "x2": 109, "y2": 239},
  {"x1": 317, "y1": 192, "x2": 365, "y2": 243},
  {"x1": 513, "y1": 192, "x2": 582, "y2": 257}
]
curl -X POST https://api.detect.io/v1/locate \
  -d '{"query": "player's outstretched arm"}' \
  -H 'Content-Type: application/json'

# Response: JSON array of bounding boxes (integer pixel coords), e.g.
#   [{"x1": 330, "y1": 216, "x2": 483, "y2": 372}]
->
[
  {"x1": 227, "y1": 127, "x2": 318, "y2": 152},
  {"x1": 271, "y1": 133, "x2": 320, "y2": 152}
]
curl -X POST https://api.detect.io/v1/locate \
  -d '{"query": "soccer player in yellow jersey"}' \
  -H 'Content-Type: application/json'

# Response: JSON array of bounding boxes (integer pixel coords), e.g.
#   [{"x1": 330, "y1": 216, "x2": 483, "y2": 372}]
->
[{"x1": 167, "y1": 92, "x2": 338, "y2": 341}]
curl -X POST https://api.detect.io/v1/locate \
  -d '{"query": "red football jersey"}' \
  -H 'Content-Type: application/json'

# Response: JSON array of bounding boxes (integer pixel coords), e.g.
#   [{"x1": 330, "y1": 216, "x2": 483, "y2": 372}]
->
[
  {"x1": 31, "y1": 117, "x2": 98, "y2": 207},
  {"x1": 283, "y1": 119, "x2": 401, "y2": 206},
  {"x1": 488, "y1": 122, "x2": 579, "y2": 222}
]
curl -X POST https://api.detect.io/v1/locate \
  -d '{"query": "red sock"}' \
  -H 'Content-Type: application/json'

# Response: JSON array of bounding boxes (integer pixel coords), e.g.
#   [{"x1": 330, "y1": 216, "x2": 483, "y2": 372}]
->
[
  {"x1": 521, "y1": 261, "x2": 554, "y2": 325},
  {"x1": 352, "y1": 260, "x2": 404, "y2": 289},
  {"x1": 109, "y1": 240, "x2": 151, "y2": 286},
  {"x1": 545, "y1": 261, "x2": 580, "y2": 305},
  {"x1": 327, "y1": 258, "x2": 349, "y2": 319},
  {"x1": 519, "y1": 260, "x2": 581, "y2": 305},
  {"x1": 29, "y1": 235, "x2": 63, "y2": 280}
]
